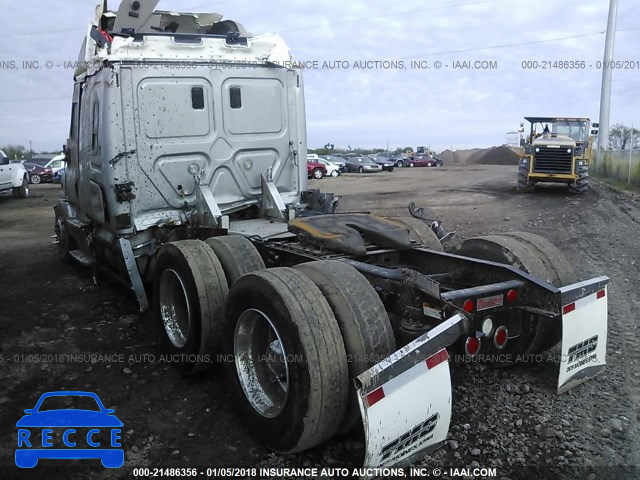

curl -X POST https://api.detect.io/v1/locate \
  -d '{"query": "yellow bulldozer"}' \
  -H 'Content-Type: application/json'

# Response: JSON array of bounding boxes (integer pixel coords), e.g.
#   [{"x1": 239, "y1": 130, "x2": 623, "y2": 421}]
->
[{"x1": 517, "y1": 116, "x2": 599, "y2": 194}]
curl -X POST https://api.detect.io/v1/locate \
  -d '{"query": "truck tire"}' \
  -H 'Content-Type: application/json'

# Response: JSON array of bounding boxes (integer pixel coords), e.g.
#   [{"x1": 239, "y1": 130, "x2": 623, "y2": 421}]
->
[
  {"x1": 458, "y1": 233, "x2": 576, "y2": 356},
  {"x1": 12, "y1": 176, "x2": 29, "y2": 199},
  {"x1": 153, "y1": 240, "x2": 228, "y2": 374},
  {"x1": 500, "y1": 232, "x2": 576, "y2": 287},
  {"x1": 391, "y1": 217, "x2": 443, "y2": 251},
  {"x1": 295, "y1": 260, "x2": 396, "y2": 433},
  {"x1": 568, "y1": 165, "x2": 589, "y2": 194},
  {"x1": 55, "y1": 216, "x2": 76, "y2": 262},
  {"x1": 224, "y1": 267, "x2": 349, "y2": 453},
  {"x1": 517, "y1": 161, "x2": 534, "y2": 192},
  {"x1": 205, "y1": 235, "x2": 265, "y2": 287}
]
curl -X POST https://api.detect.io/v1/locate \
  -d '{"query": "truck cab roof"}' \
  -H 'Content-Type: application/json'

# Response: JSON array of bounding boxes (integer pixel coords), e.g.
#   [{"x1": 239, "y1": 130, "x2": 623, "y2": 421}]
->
[{"x1": 75, "y1": 0, "x2": 293, "y2": 79}]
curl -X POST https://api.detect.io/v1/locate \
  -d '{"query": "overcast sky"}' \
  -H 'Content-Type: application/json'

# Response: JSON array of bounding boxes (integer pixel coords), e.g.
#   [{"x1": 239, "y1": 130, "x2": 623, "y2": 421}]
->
[{"x1": 0, "y1": 0, "x2": 637, "y2": 153}]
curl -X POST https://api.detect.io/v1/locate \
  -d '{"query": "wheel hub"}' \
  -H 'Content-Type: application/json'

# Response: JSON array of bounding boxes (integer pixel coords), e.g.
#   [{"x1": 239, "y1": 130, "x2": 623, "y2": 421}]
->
[
  {"x1": 158, "y1": 269, "x2": 191, "y2": 348},
  {"x1": 234, "y1": 309, "x2": 290, "y2": 418}
]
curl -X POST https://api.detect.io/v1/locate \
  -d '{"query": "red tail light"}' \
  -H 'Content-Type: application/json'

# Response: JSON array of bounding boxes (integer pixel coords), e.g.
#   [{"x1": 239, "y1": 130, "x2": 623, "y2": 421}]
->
[
  {"x1": 462, "y1": 299, "x2": 474, "y2": 313},
  {"x1": 465, "y1": 337, "x2": 481, "y2": 356},
  {"x1": 494, "y1": 326, "x2": 508, "y2": 348},
  {"x1": 563, "y1": 303, "x2": 576, "y2": 315},
  {"x1": 506, "y1": 289, "x2": 518, "y2": 303}
]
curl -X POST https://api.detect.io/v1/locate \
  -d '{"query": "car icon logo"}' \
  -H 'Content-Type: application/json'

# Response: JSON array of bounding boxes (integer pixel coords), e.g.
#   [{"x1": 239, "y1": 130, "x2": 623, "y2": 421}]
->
[{"x1": 15, "y1": 391, "x2": 124, "y2": 468}]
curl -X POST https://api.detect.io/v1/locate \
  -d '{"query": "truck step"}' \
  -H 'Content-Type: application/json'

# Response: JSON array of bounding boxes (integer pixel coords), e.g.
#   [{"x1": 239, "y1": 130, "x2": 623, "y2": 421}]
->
[{"x1": 69, "y1": 249, "x2": 93, "y2": 267}]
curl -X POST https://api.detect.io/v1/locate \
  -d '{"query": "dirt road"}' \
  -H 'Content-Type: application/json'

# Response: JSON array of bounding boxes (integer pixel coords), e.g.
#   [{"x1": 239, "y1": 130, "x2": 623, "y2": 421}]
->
[{"x1": 0, "y1": 165, "x2": 638, "y2": 479}]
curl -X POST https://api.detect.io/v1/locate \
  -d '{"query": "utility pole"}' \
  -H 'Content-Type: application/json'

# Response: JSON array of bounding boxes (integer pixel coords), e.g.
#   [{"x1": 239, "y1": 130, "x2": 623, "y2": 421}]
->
[
  {"x1": 629, "y1": 124, "x2": 634, "y2": 184},
  {"x1": 598, "y1": 0, "x2": 619, "y2": 151}
]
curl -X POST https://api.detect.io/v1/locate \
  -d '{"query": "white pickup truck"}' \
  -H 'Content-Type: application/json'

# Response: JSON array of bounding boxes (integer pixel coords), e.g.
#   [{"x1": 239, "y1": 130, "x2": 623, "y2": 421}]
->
[{"x1": 0, "y1": 150, "x2": 29, "y2": 198}]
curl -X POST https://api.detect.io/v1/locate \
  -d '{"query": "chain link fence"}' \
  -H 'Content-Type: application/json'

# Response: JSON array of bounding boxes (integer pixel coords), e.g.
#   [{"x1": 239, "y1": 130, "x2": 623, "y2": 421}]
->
[{"x1": 592, "y1": 149, "x2": 640, "y2": 188}]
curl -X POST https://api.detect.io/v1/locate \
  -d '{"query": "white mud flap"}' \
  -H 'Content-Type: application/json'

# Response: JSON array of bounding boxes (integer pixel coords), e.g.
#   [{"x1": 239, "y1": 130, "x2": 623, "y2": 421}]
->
[
  {"x1": 558, "y1": 276, "x2": 609, "y2": 394},
  {"x1": 355, "y1": 314, "x2": 467, "y2": 468}
]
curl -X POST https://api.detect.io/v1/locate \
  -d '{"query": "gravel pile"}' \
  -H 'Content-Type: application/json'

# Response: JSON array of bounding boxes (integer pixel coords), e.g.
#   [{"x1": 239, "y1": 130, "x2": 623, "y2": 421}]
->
[
  {"x1": 440, "y1": 146, "x2": 521, "y2": 165},
  {"x1": 439, "y1": 148, "x2": 484, "y2": 164},
  {"x1": 466, "y1": 146, "x2": 521, "y2": 165}
]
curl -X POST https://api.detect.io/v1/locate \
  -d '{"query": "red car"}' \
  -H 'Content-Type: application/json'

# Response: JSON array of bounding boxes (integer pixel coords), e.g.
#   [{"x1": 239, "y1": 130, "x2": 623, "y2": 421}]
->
[
  {"x1": 307, "y1": 161, "x2": 327, "y2": 180},
  {"x1": 23, "y1": 159, "x2": 54, "y2": 184},
  {"x1": 410, "y1": 155, "x2": 444, "y2": 168}
]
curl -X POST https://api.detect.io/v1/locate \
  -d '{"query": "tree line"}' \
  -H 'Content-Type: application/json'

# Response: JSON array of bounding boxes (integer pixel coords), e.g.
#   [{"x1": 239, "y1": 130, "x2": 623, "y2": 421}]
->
[
  {"x1": 4, "y1": 124, "x2": 636, "y2": 160},
  {"x1": 0, "y1": 144, "x2": 62, "y2": 160},
  {"x1": 608, "y1": 124, "x2": 639, "y2": 151}
]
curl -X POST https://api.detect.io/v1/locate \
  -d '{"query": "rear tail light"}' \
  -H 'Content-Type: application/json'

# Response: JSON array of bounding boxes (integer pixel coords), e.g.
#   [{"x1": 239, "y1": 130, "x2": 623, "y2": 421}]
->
[
  {"x1": 462, "y1": 299, "x2": 474, "y2": 313},
  {"x1": 506, "y1": 289, "x2": 518, "y2": 303},
  {"x1": 465, "y1": 337, "x2": 481, "y2": 356},
  {"x1": 494, "y1": 326, "x2": 508, "y2": 348}
]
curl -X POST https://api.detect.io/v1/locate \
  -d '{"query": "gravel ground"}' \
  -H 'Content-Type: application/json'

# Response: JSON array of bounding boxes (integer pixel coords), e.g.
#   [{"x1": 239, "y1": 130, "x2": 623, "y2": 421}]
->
[{"x1": 0, "y1": 165, "x2": 638, "y2": 479}]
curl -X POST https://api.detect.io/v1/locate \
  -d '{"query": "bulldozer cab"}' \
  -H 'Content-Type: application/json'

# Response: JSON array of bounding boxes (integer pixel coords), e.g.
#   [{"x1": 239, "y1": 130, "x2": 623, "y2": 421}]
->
[{"x1": 525, "y1": 117, "x2": 592, "y2": 145}]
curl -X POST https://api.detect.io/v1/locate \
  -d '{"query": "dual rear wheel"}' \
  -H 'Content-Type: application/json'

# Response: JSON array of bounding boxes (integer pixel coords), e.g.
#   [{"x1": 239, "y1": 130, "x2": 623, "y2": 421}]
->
[
  {"x1": 458, "y1": 231, "x2": 576, "y2": 357},
  {"x1": 153, "y1": 236, "x2": 395, "y2": 452}
]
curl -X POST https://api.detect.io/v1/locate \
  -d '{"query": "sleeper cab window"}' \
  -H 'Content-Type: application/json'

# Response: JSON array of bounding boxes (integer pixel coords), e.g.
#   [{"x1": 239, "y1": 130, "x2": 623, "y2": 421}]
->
[
  {"x1": 191, "y1": 87, "x2": 205, "y2": 110},
  {"x1": 91, "y1": 102, "x2": 99, "y2": 153},
  {"x1": 230, "y1": 87, "x2": 242, "y2": 109}
]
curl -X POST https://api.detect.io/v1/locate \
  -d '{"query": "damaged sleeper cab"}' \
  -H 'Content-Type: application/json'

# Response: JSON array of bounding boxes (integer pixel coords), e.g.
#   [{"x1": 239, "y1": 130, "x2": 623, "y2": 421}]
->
[{"x1": 54, "y1": 0, "x2": 609, "y2": 468}]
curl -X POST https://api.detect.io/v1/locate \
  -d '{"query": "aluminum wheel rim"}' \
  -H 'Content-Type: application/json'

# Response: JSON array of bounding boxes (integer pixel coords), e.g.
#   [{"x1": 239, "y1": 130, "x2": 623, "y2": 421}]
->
[
  {"x1": 234, "y1": 309, "x2": 289, "y2": 418},
  {"x1": 314, "y1": 170, "x2": 323, "y2": 179},
  {"x1": 32, "y1": 175, "x2": 40, "y2": 184},
  {"x1": 158, "y1": 269, "x2": 191, "y2": 348}
]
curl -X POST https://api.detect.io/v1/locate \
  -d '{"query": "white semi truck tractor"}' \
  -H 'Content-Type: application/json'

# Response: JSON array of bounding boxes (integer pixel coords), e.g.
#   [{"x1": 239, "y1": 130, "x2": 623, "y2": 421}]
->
[{"x1": 55, "y1": 0, "x2": 610, "y2": 467}]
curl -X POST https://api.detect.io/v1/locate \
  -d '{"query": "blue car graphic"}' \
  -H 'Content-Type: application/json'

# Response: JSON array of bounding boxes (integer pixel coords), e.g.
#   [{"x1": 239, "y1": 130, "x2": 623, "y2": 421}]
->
[{"x1": 15, "y1": 391, "x2": 124, "y2": 468}]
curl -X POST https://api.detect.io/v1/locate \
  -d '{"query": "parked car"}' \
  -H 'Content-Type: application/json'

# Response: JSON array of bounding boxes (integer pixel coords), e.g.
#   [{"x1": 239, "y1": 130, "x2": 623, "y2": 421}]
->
[
  {"x1": 413, "y1": 154, "x2": 444, "y2": 167},
  {"x1": 307, "y1": 161, "x2": 327, "y2": 179},
  {"x1": 392, "y1": 153, "x2": 411, "y2": 167},
  {"x1": 371, "y1": 155, "x2": 395, "y2": 172},
  {"x1": 320, "y1": 155, "x2": 347, "y2": 171},
  {"x1": 23, "y1": 159, "x2": 54, "y2": 184},
  {"x1": 47, "y1": 154, "x2": 67, "y2": 175},
  {"x1": 317, "y1": 158, "x2": 341, "y2": 177},
  {"x1": 53, "y1": 167, "x2": 66, "y2": 184},
  {"x1": 0, "y1": 150, "x2": 29, "y2": 198},
  {"x1": 345, "y1": 156, "x2": 383, "y2": 173}
]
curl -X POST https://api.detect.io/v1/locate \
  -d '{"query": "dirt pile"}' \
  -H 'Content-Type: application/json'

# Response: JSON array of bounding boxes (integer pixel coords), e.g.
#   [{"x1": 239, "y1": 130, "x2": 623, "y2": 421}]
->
[
  {"x1": 467, "y1": 145, "x2": 521, "y2": 165},
  {"x1": 439, "y1": 148, "x2": 483, "y2": 164},
  {"x1": 440, "y1": 146, "x2": 521, "y2": 165}
]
